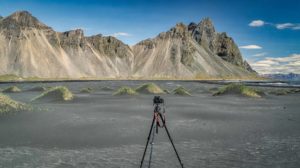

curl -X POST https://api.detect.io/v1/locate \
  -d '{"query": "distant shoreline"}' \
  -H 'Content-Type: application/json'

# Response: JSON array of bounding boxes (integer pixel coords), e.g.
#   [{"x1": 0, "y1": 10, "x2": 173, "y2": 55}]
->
[{"x1": 1, "y1": 79, "x2": 299, "y2": 88}]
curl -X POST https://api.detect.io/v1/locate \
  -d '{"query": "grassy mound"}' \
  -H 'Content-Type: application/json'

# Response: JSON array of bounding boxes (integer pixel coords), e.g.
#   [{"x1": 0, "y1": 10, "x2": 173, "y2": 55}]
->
[
  {"x1": 31, "y1": 86, "x2": 74, "y2": 102},
  {"x1": 173, "y1": 86, "x2": 192, "y2": 96},
  {"x1": 0, "y1": 93, "x2": 29, "y2": 114},
  {"x1": 2, "y1": 86, "x2": 22, "y2": 93},
  {"x1": 80, "y1": 87, "x2": 93, "y2": 93},
  {"x1": 213, "y1": 83, "x2": 263, "y2": 98},
  {"x1": 101, "y1": 86, "x2": 114, "y2": 91},
  {"x1": 135, "y1": 83, "x2": 165, "y2": 94},
  {"x1": 113, "y1": 86, "x2": 138, "y2": 96},
  {"x1": 27, "y1": 86, "x2": 47, "y2": 92}
]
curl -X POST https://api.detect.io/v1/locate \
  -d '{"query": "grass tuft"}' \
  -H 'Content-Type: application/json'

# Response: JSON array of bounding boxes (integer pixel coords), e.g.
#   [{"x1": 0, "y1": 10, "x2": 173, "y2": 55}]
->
[
  {"x1": 173, "y1": 86, "x2": 192, "y2": 96},
  {"x1": 31, "y1": 86, "x2": 74, "y2": 102},
  {"x1": 113, "y1": 86, "x2": 138, "y2": 96},
  {"x1": 0, "y1": 93, "x2": 29, "y2": 115},
  {"x1": 213, "y1": 83, "x2": 263, "y2": 98},
  {"x1": 135, "y1": 83, "x2": 165, "y2": 94},
  {"x1": 2, "y1": 86, "x2": 22, "y2": 93}
]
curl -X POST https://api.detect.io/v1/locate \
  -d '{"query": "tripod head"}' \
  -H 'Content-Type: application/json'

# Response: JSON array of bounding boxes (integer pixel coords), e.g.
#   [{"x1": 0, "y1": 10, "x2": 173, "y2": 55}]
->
[
  {"x1": 153, "y1": 96, "x2": 164, "y2": 105},
  {"x1": 153, "y1": 96, "x2": 165, "y2": 114}
]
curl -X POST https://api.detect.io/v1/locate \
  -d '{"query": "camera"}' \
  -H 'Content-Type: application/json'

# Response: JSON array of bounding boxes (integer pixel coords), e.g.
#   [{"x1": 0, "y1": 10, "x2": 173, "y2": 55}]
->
[{"x1": 153, "y1": 96, "x2": 164, "y2": 105}]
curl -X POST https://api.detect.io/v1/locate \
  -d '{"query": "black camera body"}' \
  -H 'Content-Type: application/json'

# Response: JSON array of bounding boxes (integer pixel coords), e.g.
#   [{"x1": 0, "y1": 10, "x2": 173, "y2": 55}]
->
[{"x1": 153, "y1": 96, "x2": 164, "y2": 105}]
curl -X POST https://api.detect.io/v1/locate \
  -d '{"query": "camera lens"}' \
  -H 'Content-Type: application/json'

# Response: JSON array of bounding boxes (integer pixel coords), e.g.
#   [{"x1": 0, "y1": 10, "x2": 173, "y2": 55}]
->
[{"x1": 153, "y1": 96, "x2": 164, "y2": 104}]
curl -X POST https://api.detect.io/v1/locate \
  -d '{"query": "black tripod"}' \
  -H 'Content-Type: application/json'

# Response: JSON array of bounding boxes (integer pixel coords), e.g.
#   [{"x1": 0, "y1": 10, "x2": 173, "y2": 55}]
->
[{"x1": 139, "y1": 96, "x2": 184, "y2": 168}]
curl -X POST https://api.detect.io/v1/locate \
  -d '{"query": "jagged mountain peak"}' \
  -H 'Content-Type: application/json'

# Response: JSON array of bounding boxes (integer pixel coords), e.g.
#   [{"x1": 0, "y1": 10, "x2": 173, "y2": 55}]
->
[
  {"x1": 10, "y1": 10, "x2": 32, "y2": 18},
  {"x1": 187, "y1": 17, "x2": 252, "y2": 71},
  {"x1": 198, "y1": 17, "x2": 214, "y2": 27},
  {"x1": 157, "y1": 22, "x2": 189, "y2": 39},
  {"x1": 188, "y1": 18, "x2": 216, "y2": 34},
  {"x1": 133, "y1": 17, "x2": 256, "y2": 75},
  {"x1": 62, "y1": 29, "x2": 84, "y2": 37},
  {"x1": 187, "y1": 18, "x2": 216, "y2": 52},
  {"x1": 0, "y1": 10, "x2": 51, "y2": 30}
]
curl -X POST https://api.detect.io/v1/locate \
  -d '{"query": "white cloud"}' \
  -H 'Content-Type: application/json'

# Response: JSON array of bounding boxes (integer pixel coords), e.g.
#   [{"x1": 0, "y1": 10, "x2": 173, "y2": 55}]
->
[
  {"x1": 253, "y1": 52, "x2": 267, "y2": 57},
  {"x1": 276, "y1": 23, "x2": 294, "y2": 29},
  {"x1": 239, "y1": 45, "x2": 262, "y2": 50},
  {"x1": 250, "y1": 54, "x2": 300, "y2": 74},
  {"x1": 249, "y1": 20, "x2": 265, "y2": 27},
  {"x1": 110, "y1": 32, "x2": 131, "y2": 37},
  {"x1": 249, "y1": 20, "x2": 300, "y2": 30}
]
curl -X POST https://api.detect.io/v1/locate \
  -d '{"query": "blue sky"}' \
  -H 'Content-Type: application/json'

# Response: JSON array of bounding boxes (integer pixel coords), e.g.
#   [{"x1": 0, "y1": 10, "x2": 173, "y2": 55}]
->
[{"x1": 0, "y1": 0, "x2": 299, "y2": 73}]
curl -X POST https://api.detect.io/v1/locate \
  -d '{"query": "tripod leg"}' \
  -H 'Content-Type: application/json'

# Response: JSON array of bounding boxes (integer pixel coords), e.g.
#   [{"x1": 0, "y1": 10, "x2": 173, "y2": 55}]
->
[
  {"x1": 148, "y1": 122, "x2": 156, "y2": 168},
  {"x1": 140, "y1": 115, "x2": 155, "y2": 168},
  {"x1": 159, "y1": 115, "x2": 184, "y2": 168}
]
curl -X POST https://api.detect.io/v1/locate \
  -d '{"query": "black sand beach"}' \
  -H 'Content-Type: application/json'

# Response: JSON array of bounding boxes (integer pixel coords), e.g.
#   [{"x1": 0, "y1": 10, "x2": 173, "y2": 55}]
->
[{"x1": 0, "y1": 81, "x2": 299, "y2": 168}]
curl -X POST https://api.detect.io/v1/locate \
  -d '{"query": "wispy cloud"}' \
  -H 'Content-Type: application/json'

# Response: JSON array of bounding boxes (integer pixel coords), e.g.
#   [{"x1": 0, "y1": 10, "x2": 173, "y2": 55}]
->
[
  {"x1": 249, "y1": 20, "x2": 300, "y2": 30},
  {"x1": 249, "y1": 20, "x2": 265, "y2": 27},
  {"x1": 239, "y1": 45, "x2": 262, "y2": 50},
  {"x1": 253, "y1": 52, "x2": 267, "y2": 57},
  {"x1": 110, "y1": 32, "x2": 132, "y2": 37},
  {"x1": 250, "y1": 54, "x2": 300, "y2": 74},
  {"x1": 276, "y1": 23, "x2": 294, "y2": 30}
]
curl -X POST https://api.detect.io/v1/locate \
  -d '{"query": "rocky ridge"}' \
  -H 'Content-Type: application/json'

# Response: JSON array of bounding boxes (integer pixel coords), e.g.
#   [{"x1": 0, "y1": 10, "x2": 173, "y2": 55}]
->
[{"x1": 0, "y1": 11, "x2": 256, "y2": 79}]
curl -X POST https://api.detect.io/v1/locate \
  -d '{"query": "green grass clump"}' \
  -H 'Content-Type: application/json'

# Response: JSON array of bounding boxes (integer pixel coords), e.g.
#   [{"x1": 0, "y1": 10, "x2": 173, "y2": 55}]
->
[
  {"x1": 113, "y1": 86, "x2": 138, "y2": 96},
  {"x1": 80, "y1": 87, "x2": 93, "y2": 93},
  {"x1": 213, "y1": 83, "x2": 263, "y2": 98},
  {"x1": 2, "y1": 86, "x2": 22, "y2": 93},
  {"x1": 173, "y1": 86, "x2": 192, "y2": 96},
  {"x1": 135, "y1": 83, "x2": 165, "y2": 94},
  {"x1": 0, "y1": 93, "x2": 29, "y2": 114},
  {"x1": 31, "y1": 86, "x2": 74, "y2": 102}
]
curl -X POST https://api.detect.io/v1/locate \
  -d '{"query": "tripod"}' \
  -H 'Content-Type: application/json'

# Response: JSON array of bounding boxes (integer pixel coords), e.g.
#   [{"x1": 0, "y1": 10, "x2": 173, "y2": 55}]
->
[{"x1": 139, "y1": 97, "x2": 184, "y2": 168}]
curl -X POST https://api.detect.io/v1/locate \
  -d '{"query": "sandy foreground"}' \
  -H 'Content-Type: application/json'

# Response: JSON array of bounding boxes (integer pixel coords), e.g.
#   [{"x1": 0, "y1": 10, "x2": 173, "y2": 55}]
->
[{"x1": 0, "y1": 81, "x2": 299, "y2": 168}]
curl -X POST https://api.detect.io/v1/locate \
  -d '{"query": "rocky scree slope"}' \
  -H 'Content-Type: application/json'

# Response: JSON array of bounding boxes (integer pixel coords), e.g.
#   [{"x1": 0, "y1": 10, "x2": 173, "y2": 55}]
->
[
  {"x1": 0, "y1": 11, "x2": 133, "y2": 78},
  {"x1": 0, "y1": 11, "x2": 256, "y2": 79}
]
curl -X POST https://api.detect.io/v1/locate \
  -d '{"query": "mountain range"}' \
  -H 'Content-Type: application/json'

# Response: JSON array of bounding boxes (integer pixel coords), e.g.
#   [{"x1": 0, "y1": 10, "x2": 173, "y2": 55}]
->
[
  {"x1": 262, "y1": 73, "x2": 300, "y2": 81},
  {"x1": 0, "y1": 11, "x2": 257, "y2": 80}
]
